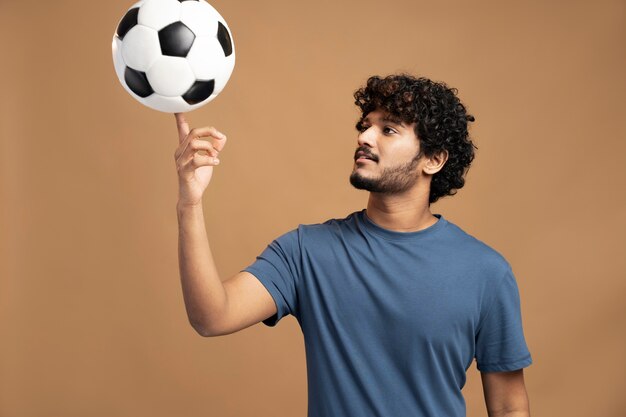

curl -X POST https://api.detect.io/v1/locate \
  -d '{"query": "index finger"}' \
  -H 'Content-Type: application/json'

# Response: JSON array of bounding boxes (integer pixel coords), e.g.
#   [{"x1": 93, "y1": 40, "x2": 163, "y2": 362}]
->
[{"x1": 174, "y1": 113, "x2": 190, "y2": 144}]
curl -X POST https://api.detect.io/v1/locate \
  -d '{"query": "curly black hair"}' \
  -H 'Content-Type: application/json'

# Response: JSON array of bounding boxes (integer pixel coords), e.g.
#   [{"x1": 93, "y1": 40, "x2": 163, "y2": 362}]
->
[{"x1": 353, "y1": 73, "x2": 477, "y2": 204}]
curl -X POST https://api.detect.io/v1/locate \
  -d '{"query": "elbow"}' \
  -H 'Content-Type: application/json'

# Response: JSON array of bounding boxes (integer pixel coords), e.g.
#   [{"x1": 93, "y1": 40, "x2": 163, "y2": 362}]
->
[
  {"x1": 189, "y1": 318, "x2": 217, "y2": 337},
  {"x1": 195, "y1": 326, "x2": 214, "y2": 337},
  {"x1": 186, "y1": 302, "x2": 228, "y2": 337}
]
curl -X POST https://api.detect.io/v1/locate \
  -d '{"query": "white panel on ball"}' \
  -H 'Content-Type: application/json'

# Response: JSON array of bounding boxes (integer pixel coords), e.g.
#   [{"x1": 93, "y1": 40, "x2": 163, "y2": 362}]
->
[
  {"x1": 112, "y1": 37, "x2": 126, "y2": 82},
  {"x1": 121, "y1": 25, "x2": 161, "y2": 72},
  {"x1": 138, "y1": 0, "x2": 181, "y2": 31},
  {"x1": 214, "y1": 53, "x2": 235, "y2": 94},
  {"x1": 112, "y1": 37, "x2": 135, "y2": 98},
  {"x1": 146, "y1": 56, "x2": 195, "y2": 97},
  {"x1": 179, "y1": 1, "x2": 219, "y2": 37},
  {"x1": 186, "y1": 37, "x2": 224, "y2": 79},
  {"x1": 144, "y1": 95, "x2": 191, "y2": 113}
]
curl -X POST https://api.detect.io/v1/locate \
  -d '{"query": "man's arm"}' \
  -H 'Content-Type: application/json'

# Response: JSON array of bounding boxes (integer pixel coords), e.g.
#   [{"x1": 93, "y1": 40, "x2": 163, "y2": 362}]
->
[
  {"x1": 173, "y1": 113, "x2": 277, "y2": 337},
  {"x1": 480, "y1": 369, "x2": 531, "y2": 417},
  {"x1": 177, "y1": 204, "x2": 277, "y2": 336}
]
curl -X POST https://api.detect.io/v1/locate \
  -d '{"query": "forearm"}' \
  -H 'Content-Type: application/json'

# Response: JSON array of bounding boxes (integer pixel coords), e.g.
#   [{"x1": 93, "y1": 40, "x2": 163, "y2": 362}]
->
[
  {"x1": 482, "y1": 369, "x2": 530, "y2": 417},
  {"x1": 176, "y1": 202, "x2": 227, "y2": 336},
  {"x1": 487, "y1": 402, "x2": 530, "y2": 417},
  {"x1": 488, "y1": 408, "x2": 530, "y2": 417}
]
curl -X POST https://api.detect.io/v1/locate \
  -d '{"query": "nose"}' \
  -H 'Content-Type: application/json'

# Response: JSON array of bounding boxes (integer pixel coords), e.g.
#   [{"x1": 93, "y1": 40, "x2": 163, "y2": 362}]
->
[{"x1": 357, "y1": 126, "x2": 376, "y2": 148}]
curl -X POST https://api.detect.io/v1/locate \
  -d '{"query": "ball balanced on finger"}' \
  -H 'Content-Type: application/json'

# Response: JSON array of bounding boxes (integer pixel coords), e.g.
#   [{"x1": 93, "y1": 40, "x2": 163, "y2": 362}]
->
[{"x1": 112, "y1": 0, "x2": 236, "y2": 113}]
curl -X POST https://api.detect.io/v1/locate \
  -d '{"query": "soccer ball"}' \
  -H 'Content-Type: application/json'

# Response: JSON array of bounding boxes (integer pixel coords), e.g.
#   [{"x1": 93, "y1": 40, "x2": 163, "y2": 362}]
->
[{"x1": 111, "y1": 0, "x2": 235, "y2": 113}]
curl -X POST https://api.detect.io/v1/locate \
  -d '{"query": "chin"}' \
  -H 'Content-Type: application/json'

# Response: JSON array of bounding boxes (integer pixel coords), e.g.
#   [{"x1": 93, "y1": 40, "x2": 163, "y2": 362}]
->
[{"x1": 349, "y1": 172, "x2": 377, "y2": 191}]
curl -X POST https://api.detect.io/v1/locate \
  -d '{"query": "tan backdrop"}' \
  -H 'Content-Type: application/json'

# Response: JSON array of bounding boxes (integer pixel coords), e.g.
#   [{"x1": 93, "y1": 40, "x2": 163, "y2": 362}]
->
[{"x1": 1, "y1": 0, "x2": 625, "y2": 416}]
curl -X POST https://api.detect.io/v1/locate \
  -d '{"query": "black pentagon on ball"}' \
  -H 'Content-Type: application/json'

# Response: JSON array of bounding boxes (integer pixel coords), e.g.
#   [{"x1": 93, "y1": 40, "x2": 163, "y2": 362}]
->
[
  {"x1": 177, "y1": 0, "x2": 198, "y2": 2},
  {"x1": 159, "y1": 22, "x2": 195, "y2": 57},
  {"x1": 116, "y1": 7, "x2": 139, "y2": 40},
  {"x1": 124, "y1": 67, "x2": 153, "y2": 98},
  {"x1": 217, "y1": 21, "x2": 233, "y2": 57},
  {"x1": 182, "y1": 80, "x2": 215, "y2": 105}
]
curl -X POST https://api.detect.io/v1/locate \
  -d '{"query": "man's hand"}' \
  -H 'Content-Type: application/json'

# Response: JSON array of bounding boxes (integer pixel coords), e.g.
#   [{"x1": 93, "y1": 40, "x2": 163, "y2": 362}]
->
[{"x1": 173, "y1": 113, "x2": 227, "y2": 207}]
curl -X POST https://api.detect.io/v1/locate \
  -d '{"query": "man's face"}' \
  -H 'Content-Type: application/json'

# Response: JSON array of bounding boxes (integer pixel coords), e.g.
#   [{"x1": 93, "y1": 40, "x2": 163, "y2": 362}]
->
[{"x1": 349, "y1": 109, "x2": 423, "y2": 194}]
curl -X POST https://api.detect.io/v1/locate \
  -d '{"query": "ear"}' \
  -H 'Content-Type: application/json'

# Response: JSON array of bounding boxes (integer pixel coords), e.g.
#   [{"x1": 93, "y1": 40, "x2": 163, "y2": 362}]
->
[{"x1": 423, "y1": 149, "x2": 449, "y2": 175}]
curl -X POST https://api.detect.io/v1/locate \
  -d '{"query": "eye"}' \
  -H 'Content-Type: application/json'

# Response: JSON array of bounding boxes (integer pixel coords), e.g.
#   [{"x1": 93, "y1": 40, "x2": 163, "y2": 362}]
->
[{"x1": 356, "y1": 124, "x2": 396, "y2": 134}]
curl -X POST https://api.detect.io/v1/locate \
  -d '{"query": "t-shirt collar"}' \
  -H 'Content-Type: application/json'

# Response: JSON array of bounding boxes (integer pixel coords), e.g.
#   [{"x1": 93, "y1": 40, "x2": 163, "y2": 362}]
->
[{"x1": 359, "y1": 209, "x2": 447, "y2": 241}]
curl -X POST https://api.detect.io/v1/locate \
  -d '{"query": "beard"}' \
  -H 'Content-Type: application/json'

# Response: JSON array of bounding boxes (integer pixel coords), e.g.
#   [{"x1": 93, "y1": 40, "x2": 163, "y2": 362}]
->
[{"x1": 349, "y1": 152, "x2": 422, "y2": 194}]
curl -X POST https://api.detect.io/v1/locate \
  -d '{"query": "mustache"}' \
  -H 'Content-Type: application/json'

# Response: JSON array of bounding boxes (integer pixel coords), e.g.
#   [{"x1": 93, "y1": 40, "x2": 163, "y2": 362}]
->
[{"x1": 354, "y1": 148, "x2": 378, "y2": 161}]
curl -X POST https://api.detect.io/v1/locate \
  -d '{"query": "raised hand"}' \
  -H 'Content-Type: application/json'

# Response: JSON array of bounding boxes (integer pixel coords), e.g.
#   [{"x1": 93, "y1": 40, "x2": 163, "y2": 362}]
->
[{"x1": 173, "y1": 113, "x2": 227, "y2": 207}]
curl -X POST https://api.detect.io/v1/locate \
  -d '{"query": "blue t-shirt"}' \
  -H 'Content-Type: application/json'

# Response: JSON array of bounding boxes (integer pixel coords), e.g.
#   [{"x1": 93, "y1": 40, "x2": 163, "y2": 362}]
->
[{"x1": 243, "y1": 209, "x2": 532, "y2": 417}]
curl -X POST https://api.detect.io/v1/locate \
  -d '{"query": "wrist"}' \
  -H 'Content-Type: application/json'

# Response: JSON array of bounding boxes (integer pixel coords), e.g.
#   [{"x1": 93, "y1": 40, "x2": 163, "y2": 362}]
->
[{"x1": 177, "y1": 200, "x2": 203, "y2": 211}]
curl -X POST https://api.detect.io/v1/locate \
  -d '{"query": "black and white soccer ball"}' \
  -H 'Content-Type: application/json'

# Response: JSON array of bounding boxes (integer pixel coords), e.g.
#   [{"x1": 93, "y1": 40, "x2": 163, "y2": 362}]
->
[{"x1": 111, "y1": 0, "x2": 235, "y2": 113}]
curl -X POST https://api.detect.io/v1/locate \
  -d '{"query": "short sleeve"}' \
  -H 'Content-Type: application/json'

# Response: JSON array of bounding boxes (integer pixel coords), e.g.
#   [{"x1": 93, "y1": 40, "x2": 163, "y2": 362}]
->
[
  {"x1": 242, "y1": 227, "x2": 301, "y2": 327},
  {"x1": 475, "y1": 266, "x2": 533, "y2": 372}
]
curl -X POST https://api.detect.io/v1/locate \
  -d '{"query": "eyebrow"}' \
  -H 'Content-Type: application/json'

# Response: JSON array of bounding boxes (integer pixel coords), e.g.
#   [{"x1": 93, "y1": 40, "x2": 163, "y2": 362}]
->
[{"x1": 363, "y1": 114, "x2": 406, "y2": 128}]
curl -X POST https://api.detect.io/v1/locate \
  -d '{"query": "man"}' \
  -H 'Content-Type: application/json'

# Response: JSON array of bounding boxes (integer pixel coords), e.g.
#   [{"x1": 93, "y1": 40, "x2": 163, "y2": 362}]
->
[{"x1": 173, "y1": 73, "x2": 533, "y2": 417}]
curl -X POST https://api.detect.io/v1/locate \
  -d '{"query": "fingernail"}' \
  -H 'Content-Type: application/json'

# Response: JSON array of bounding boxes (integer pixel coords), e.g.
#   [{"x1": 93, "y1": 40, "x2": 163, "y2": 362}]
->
[{"x1": 214, "y1": 158, "x2": 220, "y2": 164}]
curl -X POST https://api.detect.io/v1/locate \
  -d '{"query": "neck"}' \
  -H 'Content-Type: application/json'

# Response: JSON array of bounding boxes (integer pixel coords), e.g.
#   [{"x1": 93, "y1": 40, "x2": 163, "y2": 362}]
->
[{"x1": 365, "y1": 187, "x2": 438, "y2": 233}]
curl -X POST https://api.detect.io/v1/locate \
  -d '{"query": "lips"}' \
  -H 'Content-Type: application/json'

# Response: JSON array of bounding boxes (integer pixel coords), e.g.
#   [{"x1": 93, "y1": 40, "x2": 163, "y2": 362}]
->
[{"x1": 355, "y1": 151, "x2": 376, "y2": 161}]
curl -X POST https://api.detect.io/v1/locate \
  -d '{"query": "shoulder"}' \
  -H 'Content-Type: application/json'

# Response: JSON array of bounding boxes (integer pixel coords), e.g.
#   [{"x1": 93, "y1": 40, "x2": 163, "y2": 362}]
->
[
  {"x1": 270, "y1": 211, "x2": 360, "y2": 241},
  {"x1": 280, "y1": 211, "x2": 361, "y2": 247},
  {"x1": 443, "y1": 218, "x2": 512, "y2": 275},
  {"x1": 297, "y1": 210, "x2": 360, "y2": 232}
]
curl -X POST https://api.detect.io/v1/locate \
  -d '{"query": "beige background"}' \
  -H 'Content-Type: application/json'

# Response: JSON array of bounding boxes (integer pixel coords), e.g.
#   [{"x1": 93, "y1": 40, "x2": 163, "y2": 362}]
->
[{"x1": 1, "y1": 0, "x2": 625, "y2": 416}]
